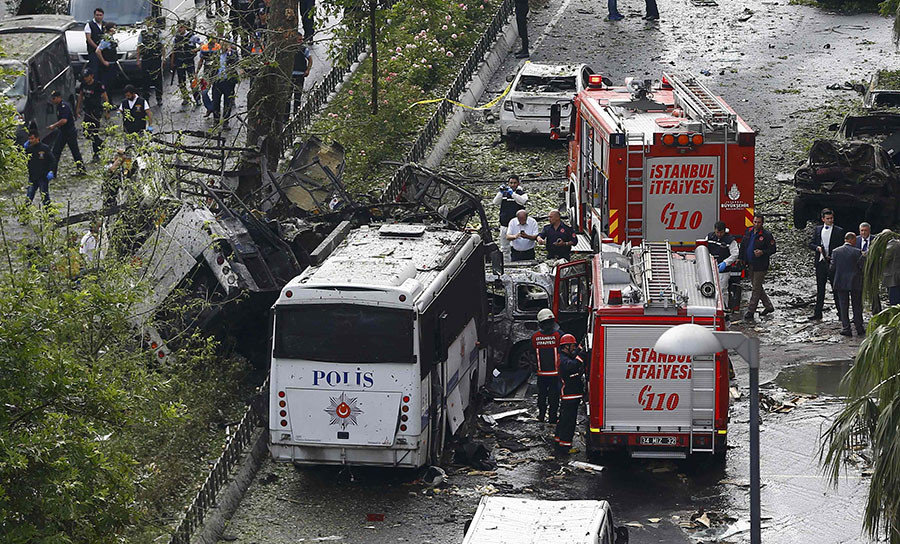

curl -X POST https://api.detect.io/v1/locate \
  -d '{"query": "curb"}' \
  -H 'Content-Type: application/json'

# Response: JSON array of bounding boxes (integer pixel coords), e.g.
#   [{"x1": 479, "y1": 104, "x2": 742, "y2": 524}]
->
[
  {"x1": 423, "y1": 13, "x2": 519, "y2": 169},
  {"x1": 192, "y1": 428, "x2": 269, "y2": 544}
]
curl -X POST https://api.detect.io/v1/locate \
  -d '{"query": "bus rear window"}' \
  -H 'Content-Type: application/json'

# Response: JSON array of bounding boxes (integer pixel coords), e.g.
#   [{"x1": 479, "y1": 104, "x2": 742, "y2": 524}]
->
[{"x1": 274, "y1": 304, "x2": 414, "y2": 363}]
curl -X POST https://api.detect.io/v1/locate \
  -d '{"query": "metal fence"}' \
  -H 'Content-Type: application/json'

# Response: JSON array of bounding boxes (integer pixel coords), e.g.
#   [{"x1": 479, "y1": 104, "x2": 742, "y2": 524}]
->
[
  {"x1": 288, "y1": 36, "x2": 369, "y2": 137},
  {"x1": 167, "y1": 387, "x2": 266, "y2": 544},
  {"x1": 382, "y1": 0, "x2": 514, "y2": 203}
]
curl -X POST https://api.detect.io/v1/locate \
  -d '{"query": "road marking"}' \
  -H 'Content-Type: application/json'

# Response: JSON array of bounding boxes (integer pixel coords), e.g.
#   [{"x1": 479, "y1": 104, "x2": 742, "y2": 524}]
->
[{"x1": 530, "y1": 0, "x2": 577, "y2": 52}]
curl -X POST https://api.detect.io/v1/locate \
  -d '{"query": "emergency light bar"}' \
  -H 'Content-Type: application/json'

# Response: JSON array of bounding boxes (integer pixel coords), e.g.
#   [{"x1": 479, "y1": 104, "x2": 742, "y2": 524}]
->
[
  {"x1": 660, "y1": 132, "x2": 704, "y2": 147},
  {"x1": 587, "y1": 74, "x2": 604, "y2": 88}
]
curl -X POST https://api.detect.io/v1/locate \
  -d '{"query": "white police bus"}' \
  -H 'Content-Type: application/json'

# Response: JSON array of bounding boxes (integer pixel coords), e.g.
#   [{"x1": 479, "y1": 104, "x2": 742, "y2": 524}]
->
[{"x1": 269, "y1": 223, "x2": 489, "y2": 467}]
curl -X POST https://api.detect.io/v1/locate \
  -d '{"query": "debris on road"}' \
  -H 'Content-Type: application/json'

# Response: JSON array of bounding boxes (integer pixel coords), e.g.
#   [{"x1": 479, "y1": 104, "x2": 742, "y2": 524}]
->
[
  {"x1": 454, "y1": 440, "x2": 496, "y2": 471},
  {"x1": 568, "y1": 460, "x2": 605, "y2": 473},
  {"x1": 479, "y1": 408, "x2": 529, "y2": 425},
  {"x1": 422, "y1": 466, "x2": 447, "y2": 487},
  {"x1": 760, "y1": 390, "x2": 817, "y2": 413}
]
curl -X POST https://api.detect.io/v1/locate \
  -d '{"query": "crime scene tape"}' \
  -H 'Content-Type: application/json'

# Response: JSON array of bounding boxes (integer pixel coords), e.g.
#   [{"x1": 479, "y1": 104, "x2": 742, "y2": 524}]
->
[{"x1": 407, "y1": 76, "x2": 514, "y2": 111}]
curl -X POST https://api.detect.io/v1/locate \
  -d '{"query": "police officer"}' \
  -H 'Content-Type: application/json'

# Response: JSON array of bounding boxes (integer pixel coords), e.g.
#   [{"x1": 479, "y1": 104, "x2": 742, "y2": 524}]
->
[
  {"x1": 707, "y1": 220, "x2": 739, "y2": 309},
  {"x1": 95, "y1": 22, "x2": 120, "y2": 91},
  {"x1": 84, "y1": 7, "x2": 104, "y2": 75},
  {"x1": 119, "y1": 85, "x2": 153, "y2": 136},
  {"x1": 514, "y1": 0, "x2": 529, "y2": 58},
  {"x1": 492, "y1": 175, "x2": 528, "y2": 260},
  {"x1": 554, "y1": 334, "x2": 584, "y2": 452},
  {"x1": 531, "y1": 308, "x2": 561, "y2": 424},
  {"x1": 49, "y1": 90, "x2": 85, "y2": 175},
  {"x1": 76, "y1": 71, "x2": 109, "y2": 161},
  {"x1": 170, "y1": 23, "x2": 201, "y2": 108},
  {"x1": 291, "y1": 34, "x2": 313, "y2": 113},
  {"x1": 137, "y1": 18, "x2": 165, "y2": 106},
  {"x1": 24, "y1": 128, "x2": 56, "y2": 207}
]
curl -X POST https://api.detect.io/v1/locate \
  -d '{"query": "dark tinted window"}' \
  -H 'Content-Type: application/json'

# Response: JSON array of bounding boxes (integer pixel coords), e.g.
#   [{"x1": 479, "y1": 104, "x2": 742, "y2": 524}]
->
[{"x1": 274, "y1": 304, "x2": 414, "y2": 363}]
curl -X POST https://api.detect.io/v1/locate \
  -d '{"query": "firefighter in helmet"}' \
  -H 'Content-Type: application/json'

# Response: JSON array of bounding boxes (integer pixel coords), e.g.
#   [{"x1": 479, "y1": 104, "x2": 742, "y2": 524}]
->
[
  {"x1": 554, "y1": 334, "x2": 585, "y2": 452},
  {"x1": 531, "y1": 308, "x2": 561, "y2": 424}
]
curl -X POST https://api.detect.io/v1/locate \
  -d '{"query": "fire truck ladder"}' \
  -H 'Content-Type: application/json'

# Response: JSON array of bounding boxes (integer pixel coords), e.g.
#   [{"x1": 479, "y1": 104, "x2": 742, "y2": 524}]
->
[
  {"x1": 641, "y1": 241, "x2": 678, "y2": 309},
  {"x1": 689, "y1": 358, "x2": 717, "y2": 454},
  {"x1": 625, "y1": 133, "x2": 646, "y2": 240},
  {"x1": 664, "y1": 72, "x2": 737, "y2": 132}
]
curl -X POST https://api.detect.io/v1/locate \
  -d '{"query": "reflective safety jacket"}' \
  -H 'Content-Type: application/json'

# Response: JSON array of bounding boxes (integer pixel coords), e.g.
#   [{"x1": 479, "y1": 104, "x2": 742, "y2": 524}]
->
[
  {"x1": 531, "y1": 327, "x2": 561, "y2": 376},
  {"x1": 559, "y1": 352, "x2": 584, "y2": 400}
]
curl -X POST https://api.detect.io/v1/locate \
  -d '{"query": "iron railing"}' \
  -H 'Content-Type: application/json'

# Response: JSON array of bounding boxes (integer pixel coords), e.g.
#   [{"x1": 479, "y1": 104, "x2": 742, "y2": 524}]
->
[
  {"x1": 287, "y1": 36, "x2": 369, "y2": 138},
  {"x1": 167, "y1": 384, "x2": 267, "y2": 544},
  {"x1": 382, "y1": 0, "x2": 514, "y2": 203}
]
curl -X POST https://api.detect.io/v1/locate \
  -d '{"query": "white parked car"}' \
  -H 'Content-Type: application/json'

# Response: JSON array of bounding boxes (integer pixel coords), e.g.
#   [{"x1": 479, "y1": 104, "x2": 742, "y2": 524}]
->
[
  {"x1": 499, "y1": 62, "x2": 594, "y2": 139},
  {"x1": 65, "y1": 0, "x2": 196, "y2": 81}
]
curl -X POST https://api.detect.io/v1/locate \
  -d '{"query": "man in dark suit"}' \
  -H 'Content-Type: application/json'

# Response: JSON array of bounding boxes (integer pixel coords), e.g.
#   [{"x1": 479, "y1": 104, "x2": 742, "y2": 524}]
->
[
  {"x1": 830, "y1": 232, "x2": 864, "y2": 337},
  {"x1": 739, "y1": 214, "x2": 777, "y2": 321},
  {"x1": 855, "y1": 222, "x2": 872, "y2": 253},
  {"x1": 809, "y1": 208, "x2": 845, "y2": 320}
]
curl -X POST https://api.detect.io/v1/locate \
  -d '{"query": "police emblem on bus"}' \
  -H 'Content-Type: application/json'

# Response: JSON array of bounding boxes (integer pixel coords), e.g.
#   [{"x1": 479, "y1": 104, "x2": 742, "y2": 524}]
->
[{"x1": 325, "y1": 392, "x2": 363, "y2": 430}]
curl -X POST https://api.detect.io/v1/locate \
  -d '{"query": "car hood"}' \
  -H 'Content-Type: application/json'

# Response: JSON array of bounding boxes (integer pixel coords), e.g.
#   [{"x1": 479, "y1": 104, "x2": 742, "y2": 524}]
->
[{"x1": 65, "y1": 27, "x2": 140, "y2": 55}]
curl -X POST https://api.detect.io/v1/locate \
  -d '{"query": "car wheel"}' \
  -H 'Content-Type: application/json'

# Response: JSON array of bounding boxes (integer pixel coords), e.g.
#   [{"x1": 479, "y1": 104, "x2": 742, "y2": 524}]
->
[
  {"x1": 506, "y1": 340, "x2": 536, "y2": 371},
  {"x1": 792, "y1": 196, "x2": 808, "y2": 229}
]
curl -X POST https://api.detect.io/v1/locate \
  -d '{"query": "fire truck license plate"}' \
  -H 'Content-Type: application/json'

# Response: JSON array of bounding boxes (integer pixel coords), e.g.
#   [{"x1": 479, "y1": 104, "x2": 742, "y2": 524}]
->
[{"x1": 640, "y1": 436, "x2": 676, "y2": 446}]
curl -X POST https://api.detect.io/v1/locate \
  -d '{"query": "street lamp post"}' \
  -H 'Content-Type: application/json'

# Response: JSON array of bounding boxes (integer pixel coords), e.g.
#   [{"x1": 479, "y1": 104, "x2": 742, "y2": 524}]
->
[{"x1": 654, "y1": 324, "x2": 761, "y2": 544}]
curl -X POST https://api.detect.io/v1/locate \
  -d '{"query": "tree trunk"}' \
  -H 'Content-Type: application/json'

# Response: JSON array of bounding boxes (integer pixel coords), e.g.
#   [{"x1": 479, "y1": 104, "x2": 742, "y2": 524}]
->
[{"x1": 245, "y1": 0, "x2": 298, "y2": 181}]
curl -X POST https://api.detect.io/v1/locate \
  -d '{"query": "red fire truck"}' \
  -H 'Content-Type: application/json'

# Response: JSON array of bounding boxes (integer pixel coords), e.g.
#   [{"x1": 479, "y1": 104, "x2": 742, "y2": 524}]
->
[
  {"x1": 551, "y1": 241, "x2": 729, "y2": 459},
  {"x1": 551, "y1": 72, "x2": 755, "y2": 250}
]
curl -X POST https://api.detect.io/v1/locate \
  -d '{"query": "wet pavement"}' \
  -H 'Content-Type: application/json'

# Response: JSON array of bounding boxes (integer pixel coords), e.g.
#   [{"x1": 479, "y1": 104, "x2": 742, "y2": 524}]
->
[{"x1": 223, "y1": 0, "x2": 890, "y2": 539}]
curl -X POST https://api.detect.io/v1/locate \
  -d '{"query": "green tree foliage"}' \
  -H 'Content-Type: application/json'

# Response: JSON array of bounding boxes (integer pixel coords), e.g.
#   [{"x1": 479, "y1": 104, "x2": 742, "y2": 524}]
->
[
  {"x1": 0, "y1": 93, "x2": 250, "y2": 542},
  {"x1": 821, "y1": 307, "x2": 900, "y2": 543},
  {"x1": 311, "y1": 0, "x2": 500, "y2": 191}
]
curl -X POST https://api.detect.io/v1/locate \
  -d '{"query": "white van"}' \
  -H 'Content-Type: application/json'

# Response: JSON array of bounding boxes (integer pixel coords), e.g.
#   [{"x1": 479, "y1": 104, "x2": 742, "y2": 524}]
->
[
  {"x1": 65, "y1": 0, "x2": 196, "y2": 80},
  {"x1": 463, "y1": 496, "x2": 629, "y2": 544}
]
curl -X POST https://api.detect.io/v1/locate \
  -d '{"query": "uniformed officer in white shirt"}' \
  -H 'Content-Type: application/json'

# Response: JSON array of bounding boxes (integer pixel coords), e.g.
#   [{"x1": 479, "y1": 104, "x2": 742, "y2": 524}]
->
[{"x1": 505, "y1": 209, "x2": 539, "y2": 261}]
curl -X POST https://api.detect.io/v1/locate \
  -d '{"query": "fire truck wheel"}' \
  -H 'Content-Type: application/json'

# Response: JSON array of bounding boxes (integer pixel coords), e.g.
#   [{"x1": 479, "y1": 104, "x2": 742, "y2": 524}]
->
[
  {"x1": 792, "y1": 196, "x2": 809, "y2": 229},
  {"x1": 506, "y1": 341, "x2": 537, "y2": 371}
]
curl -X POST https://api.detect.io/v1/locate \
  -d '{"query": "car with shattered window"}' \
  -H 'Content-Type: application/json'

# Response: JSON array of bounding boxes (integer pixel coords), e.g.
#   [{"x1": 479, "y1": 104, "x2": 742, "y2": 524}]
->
[
  {"x1": 499, "y1": 62, "x2": 594, "y2": 139},
  {"x1": 0, "y1": 16, "x2": 78, "y2": 142},
  {"x1": 792, "y1": 139, "x2": 900, "y2": 229}
]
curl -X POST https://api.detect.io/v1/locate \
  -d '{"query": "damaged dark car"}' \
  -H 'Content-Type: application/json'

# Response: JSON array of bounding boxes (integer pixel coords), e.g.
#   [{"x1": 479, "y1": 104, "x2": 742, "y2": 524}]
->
[{"x1": 793, "y1": 139, "x2": 900, "y2": 229}]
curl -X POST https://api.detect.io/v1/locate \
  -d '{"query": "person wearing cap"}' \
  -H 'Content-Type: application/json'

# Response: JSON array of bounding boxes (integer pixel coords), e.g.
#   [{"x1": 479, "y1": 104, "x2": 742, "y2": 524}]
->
[
  {"x1": 24, "y1": 128, "x2": 56, "y2": 207},
  {"x1": 49, "y1": 90, "x2": 85, "y2": 175},
  {"x1": 506, "y1": 209, "x2": 539, "y2": 261},
  {"x1": 554, "y1": 334, "x2": 585, "y2": 452},
  {"x1": 76, "y1": 71, "x2": 110, "y2": 162},
  {"x1": 531, "y1": 308, "x2": 562, "y2": 424}
]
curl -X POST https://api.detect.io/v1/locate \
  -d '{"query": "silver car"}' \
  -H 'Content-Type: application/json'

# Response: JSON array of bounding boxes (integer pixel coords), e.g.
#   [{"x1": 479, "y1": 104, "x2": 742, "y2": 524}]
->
[{"x1": 499, "y1": 62, "x2": 593, "y2": 139}]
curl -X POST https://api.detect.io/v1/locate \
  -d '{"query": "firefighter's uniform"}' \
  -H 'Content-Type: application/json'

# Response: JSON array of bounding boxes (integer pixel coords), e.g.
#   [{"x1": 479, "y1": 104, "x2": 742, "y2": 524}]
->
[
  {"x1": 554, "y1": 345, "x2": 584, "y2": 449},
  {"x1": 531, "y1": 325, "x2": 561, "y2": 423}
]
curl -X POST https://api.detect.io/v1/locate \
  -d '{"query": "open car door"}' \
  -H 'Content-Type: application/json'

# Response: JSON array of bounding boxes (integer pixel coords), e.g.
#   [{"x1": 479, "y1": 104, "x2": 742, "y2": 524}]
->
[{"x1": 552, "y1": 260, "x2": 591, "y2": 343}]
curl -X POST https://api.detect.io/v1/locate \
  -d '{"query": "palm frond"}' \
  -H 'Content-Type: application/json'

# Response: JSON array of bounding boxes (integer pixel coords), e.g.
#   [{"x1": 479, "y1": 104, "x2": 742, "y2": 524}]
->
[
  {"x1": 863, "y1": 231, "x2": 900, "y2": 311},
  {"x1": 821, "y1": 305, "x2": 900, "y2": 541}
]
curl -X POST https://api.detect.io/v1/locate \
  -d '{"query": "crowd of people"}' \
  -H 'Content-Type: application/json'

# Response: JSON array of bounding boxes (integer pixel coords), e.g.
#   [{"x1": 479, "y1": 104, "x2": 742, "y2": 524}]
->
[{"x1": 23, "y1": 1, "x2": 316, "y2": 208}]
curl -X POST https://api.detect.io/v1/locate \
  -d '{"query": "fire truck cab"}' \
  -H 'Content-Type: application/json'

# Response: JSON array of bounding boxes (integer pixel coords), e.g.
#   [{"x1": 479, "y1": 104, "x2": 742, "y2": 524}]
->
[
  {"x1": 552, "y1": 73, "x2": 756, "y2": 250},
  {"x1": 552, "y1": 240, "x2": 730, "y2": 459}
]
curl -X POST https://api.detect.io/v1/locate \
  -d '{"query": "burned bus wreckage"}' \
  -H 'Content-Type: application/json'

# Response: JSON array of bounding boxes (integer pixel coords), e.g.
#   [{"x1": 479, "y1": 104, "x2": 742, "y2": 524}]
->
[{"x1": 64, "y1": 134, "x2": 505, "y2": 366}]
